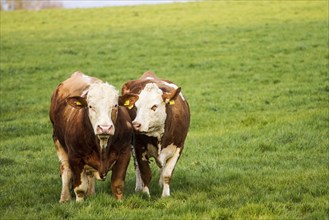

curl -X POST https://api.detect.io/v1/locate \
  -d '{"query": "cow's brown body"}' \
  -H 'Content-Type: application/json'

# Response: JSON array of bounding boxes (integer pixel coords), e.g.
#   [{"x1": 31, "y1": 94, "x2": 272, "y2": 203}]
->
[
  {"x1": 50, "y1": 72, "x2": 132, "y2": 202},
  {"x1": 121, "y1": 71, "x2": 190, "y2": 197}
]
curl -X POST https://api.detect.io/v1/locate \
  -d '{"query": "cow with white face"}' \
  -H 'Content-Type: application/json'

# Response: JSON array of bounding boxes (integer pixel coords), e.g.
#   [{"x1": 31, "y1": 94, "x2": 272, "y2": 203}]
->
[
  {"x1": 50, "y1": 72, "x2": 132, "y2": 202},
  {"x1": 120, "y1": 71, "x2": 190, "y2": 197}
]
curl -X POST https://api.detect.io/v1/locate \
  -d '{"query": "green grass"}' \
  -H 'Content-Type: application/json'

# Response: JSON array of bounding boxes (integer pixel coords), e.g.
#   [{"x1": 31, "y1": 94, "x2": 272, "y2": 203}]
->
[{"x1": 1, "y1": 1, "x2": 328, "y2": 219}]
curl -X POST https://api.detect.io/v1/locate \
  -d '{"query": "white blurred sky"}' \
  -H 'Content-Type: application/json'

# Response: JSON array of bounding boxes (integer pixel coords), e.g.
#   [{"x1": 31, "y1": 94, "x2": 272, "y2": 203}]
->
[{"x1": 61, "y1": 0, "x2": 190, "y2": 9}]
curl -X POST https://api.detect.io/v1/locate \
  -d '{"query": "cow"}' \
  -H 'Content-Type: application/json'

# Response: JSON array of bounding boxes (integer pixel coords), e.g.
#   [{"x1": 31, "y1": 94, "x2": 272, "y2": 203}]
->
[
  {"x1": 120, "y1": 71, "x2": 190, "y2": 197},
  {"x1": 49, "y1": 72, "x2": 133, "y2": 202}
]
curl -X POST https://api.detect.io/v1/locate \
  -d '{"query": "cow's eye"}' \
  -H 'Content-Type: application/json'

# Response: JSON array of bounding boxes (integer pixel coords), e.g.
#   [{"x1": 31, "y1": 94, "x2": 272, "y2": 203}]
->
[
  {"x1": 114, "y1": 104, "x2": 118, "y2": 108},
  {"x1": 89, "y1": 105, "x2": 92, "y2": 109},
  {"x1": 151, "y1": 105, "x2": 157, "y2": 111}
]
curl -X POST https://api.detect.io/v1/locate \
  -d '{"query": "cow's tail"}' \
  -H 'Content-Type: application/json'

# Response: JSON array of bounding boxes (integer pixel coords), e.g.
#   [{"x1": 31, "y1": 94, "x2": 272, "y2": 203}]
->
[{"x1": 131, "y1": 133, "x2": 138, "y2": 170}]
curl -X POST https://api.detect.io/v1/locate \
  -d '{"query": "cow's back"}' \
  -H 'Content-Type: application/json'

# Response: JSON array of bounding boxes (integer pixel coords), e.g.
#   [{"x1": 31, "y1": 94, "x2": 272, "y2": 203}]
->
[{"x1": 51, "y1": 72, "x2": 101, "y2": 104}]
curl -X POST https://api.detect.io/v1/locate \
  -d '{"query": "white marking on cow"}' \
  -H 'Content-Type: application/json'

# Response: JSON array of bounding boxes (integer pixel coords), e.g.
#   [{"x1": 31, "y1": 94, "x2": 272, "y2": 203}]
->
[
  {"x1": 133, "y1": 162, "x2": 150, "y2": 197},
  {"x1": 133, "y1": 83, "x2": 167, "y2": 140},
  {"x1": 159, "y1": 145, "x2": 180, "y2": 197},
  {"x1": 84, "y1": 165, "x2": 101, "y2": 180},
  {"x1": 158, "y1": 144, "x2": 177, "y2": 188},
  {"x1": 109, "y1": 161, "x2": 116, "y2": 170},
  {"x1": 55, "y1": 140, "x2": 72, "y2": 203},
  {"x1": 81, "y1": 73, "x2": 92, "y2": 81},
  {"x1": 126, "y1": 121, "x2": 132, "y2": 129},
  {"x1": 99, "y1": 138, "x2": 109, "y2": 149},
  {"x1": 141, "y1": 151, "x2": 148, "y2": 161},
  {"x1": 143, "y1": 186, "x2": 150, "y2": 197},
  {"x1": 158, "y1": 143, "x2": 177, "y2": 168},
  {"x1": 74, "y1": 170, "x2": 88, "y2": 202},
  {"x1": 135, "y1": 165, "x2": 144, "y2": 192},
  {"x1": 87, "y1": 83, "x2": 119, "y2": 148},
  {"x1": 161, "y1": 81, "x2": 185, "y2": 101},
  {"x1": 145, "y1": 77, "x2": 154, "y2": 80},
  {"x1": 158, "y1": 143, "x2": 162, "y2": 160},
  {"x1": 161, "y1": 81, "x2": 178, "y2": 90},
  {"x1": 81, "y1": 88, "x2": 89, "y2": 97}
]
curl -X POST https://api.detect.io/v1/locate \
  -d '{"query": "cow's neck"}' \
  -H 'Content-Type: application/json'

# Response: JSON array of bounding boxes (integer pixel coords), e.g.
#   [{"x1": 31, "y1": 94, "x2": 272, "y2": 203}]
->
[{"x1": 147, "y1": 127, "x2": 164, "y2": 141}]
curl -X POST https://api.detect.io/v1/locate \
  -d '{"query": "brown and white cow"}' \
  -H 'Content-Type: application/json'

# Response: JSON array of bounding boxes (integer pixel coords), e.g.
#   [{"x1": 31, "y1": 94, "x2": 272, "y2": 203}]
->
[
  {"x1": 49, "y1": 72, "x2": 132, "y2": 202},
  {"x1": 120, "y1": 71, "x2": 190, "y2": 197}
]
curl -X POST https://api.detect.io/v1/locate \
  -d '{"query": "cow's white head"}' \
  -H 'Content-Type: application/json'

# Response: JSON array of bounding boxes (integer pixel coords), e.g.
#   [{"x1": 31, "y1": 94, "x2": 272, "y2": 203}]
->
[
  {"x1": 121, "y1": 83, "x2": 180, "y2": 139},
  {"x1": 66, "y1": 83, "x2": 119, "y2": 148}
]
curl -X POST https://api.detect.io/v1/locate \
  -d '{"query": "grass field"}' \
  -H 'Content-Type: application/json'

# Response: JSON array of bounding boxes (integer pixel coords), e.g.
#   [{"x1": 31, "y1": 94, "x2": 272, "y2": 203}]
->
[{"x1": 1, "y1": 1, "x2": 328, "y2": 219}]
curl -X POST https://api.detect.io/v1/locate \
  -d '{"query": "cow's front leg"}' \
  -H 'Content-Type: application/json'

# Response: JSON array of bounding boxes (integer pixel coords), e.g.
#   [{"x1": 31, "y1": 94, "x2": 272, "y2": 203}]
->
[
  {"x1": 72, "y1": 164, "x2": 88, "y2": 202},
  {"x1": 110, "y1": 146, "x2": 131, "y2": 200},
  {"x1": 55, "y1": 140, "x2": 72, "y2": 203},
  {"x1": 158, "y1": 145, "x2": 181, "y2": 197}
]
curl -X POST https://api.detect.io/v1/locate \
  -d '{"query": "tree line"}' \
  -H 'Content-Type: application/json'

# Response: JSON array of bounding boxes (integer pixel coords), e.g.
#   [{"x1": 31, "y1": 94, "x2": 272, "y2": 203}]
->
[{"x1": 0, "y1": 0, "x2": 62, "y2": 11}]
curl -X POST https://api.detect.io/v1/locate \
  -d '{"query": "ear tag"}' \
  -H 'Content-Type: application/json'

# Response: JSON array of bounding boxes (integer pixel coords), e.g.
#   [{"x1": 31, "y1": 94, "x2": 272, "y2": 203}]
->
[
  {"x1": 75, "y1": 101, "x2": 82, "y2": 106},
  {"x1": 124, "y1": 99, "x2": 134, "y2": 109},
  {"x1": 169, "y1": 100, "x2": 175, "y2": 105}
]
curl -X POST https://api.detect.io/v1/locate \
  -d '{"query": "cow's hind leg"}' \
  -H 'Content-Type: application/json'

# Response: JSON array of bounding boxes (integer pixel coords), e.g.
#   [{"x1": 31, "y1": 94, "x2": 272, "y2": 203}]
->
[
  {"x1": 135, "y1": 147, "x2": 152, "y2": 197},
  {"x1": 158, "y1": 145, "x2": 181, "y2": 197},
  {"x1": 131, "y1": 144, "x2": 145, "y2": 193},
  {"x1": 86, "y1": 172, "x2": 95, "y2": 196},
  {"x1": 54, "y1": 139, "x2": 72, "y2": 203},
  {"x1": 135, "y1": 165, "x2": 144, "y2": 192}
]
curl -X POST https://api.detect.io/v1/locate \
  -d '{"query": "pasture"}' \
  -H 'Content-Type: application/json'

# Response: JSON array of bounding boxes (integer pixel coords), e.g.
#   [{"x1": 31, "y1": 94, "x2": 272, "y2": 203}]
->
[{"x1": 0, "y1": 1, "x2": 328, "y2": 219}]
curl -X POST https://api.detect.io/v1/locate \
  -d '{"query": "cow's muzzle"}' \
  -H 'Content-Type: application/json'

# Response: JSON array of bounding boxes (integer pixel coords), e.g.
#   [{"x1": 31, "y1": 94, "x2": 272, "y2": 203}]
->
[
  {"x1": 97, "y1": 125, "x2": 114, "y2": 135},
  {"x1": 132, "y1": 121, "x2": 142, "y2": 131}
]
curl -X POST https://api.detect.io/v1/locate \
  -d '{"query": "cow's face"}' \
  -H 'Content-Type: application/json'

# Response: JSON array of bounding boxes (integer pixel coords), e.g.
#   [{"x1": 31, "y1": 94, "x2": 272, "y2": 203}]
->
[
  {"x1": 87, "y1": 83, "x2": 118, "y2": 137},
  {"x1": 121, "y1": 83, "x2": 180, "y2": 138},
  {"x1": 67, "y1": 83, "x2": 118, "y2": 148}
]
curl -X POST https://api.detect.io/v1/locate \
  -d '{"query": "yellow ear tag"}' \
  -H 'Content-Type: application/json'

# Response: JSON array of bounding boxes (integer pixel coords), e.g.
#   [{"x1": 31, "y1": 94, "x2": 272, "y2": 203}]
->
[
  {"x1": 169, "y1": 100, "x2": 175, "y2": 105},
  {"x1": 75, "y1": 101, "x2": 82, "y2": 106},
  {"x1": 124, "y1": 100, "x2": 134, "y2": 109}
]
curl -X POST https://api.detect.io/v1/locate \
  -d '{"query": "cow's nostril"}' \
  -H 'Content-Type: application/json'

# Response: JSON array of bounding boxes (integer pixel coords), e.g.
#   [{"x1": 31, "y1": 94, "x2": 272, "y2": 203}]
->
[
  {"x1": 97, "y1": 125, "x2": 112, "y2": 134},
  {"x1": 97, "y1": 125, "x2": 103, "y2": 133}
]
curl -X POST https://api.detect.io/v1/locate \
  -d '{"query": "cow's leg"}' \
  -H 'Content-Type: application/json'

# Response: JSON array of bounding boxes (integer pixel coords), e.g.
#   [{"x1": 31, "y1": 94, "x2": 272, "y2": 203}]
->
[
  {"x1": 110, "y1": 146, "x2": 130, "y2": 200},
  {"x1": 54, "y1": 139, "x2": 72, "y2": 203},
  {"x1": 158, "y1": 144, "x2": 181, "y2": 197},
  {"x1": 131, "y1": 144, "x2": 144, "y2": 193},
  {"x1": 86, "y1": 172, "x2": 95, "y2": 196},
  {"x1": 135, "y1": 165, "x2": 144, "y2": 192},
  {"x1": 135, "y1": 146, "x2": 152, "y2": 197},
  {"x1": 72, "y1": 164, "x2": 88, "y2": 202}
]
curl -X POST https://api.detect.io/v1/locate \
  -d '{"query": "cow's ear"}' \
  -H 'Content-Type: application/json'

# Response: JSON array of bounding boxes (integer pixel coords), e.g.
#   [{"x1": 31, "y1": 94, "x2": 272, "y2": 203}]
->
[
  {"x1": 163, "y1": 87, "x2": 181, "y2": 105},
  {"x1": 66, "y1": 96, "x2": 88, "y2": 109},
  {"x1": 119, "y1": 93, "x2": 139, "y2": 109}
]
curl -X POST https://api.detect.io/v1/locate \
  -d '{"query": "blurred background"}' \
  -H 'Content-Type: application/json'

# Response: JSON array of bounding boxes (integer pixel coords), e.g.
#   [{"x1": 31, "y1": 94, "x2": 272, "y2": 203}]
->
[{"x1": 0, "y1": 0, "x2": 190, "y2": 10}]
